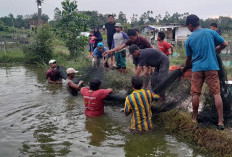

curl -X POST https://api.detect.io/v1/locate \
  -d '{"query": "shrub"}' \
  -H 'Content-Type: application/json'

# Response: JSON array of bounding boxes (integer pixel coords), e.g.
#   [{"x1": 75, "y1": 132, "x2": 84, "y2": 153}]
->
[{"x1": 23, "y1": 24, "x2": 53, "y2": 65}]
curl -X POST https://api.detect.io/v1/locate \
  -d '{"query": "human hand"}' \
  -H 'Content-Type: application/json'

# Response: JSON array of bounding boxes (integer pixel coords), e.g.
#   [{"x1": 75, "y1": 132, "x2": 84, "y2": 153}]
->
[
  {"x1": 79, "y1": 81, "x2": 84, "y2": 85},
  {"x1": 56, "y1": 80, "x2": 62, "y2": 84},
  {"x1": 102, "y1": 50, "x2": 110, "y2": 57}
]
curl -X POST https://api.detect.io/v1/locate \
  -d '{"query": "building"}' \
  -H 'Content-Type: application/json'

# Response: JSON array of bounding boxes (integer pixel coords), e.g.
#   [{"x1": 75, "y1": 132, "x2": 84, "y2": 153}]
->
[{"x1": 141, "y1": 25, "x2": 192, "y2": 44}]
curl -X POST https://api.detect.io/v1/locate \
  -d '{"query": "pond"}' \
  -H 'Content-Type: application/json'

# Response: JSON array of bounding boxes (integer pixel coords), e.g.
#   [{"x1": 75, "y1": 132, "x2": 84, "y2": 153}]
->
[{"x1": 0, "y1": 65, "x2": 207, "y2": 157}]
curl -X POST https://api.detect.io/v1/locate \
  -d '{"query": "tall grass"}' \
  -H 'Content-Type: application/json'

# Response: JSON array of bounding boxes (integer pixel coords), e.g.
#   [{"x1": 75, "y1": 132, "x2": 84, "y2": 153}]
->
[{"x1": 0, "y1": 48, "x2": 25, "y2": 63}]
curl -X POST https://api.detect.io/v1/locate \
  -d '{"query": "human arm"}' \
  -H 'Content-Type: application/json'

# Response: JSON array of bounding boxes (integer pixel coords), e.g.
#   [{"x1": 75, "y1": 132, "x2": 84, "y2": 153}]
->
[
  {"x1": 68, "y1": 80, "x2": 84, "y2": 90},
  {"x1": 182, "y1": 56, "x2": 192, "y2": 72},
  {"x1": 135, "y1": 66, "x2": 143, "y2": 76},
  {"x1": 103, "y1": 43, "x2": 127, "y2": 56},
  {"x1": 124, "y1": 97, "x2": 132, "y2": 116},
  {"x1": 169, "y1": 45, "x2": 174, "y2": 55},
  {"x1": 216, "y1": 41, "x2": 228, "y2": 53}
]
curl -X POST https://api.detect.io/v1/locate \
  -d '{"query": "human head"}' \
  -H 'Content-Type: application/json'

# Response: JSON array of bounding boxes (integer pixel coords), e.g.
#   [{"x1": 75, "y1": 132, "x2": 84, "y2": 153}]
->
[
  {"x1": 90, "y1": 79, "x2": 101, "y2": 91},
  {"x1": 186, "y1": 14, "x2": 200, "y2": 32},
  {"x1": 49, "y1": 59, "x2": 57, "y2": 68},
  {"x1": 90, "y1": 31, "x2": 94, "y2": 35},
  {"x1": 94, "y1": 27, "x2": 99, "y2": 32},
  {"x1": 131, "y1": 76, "x2": 143, "y2": 90},
  {"x1": 129, "y1": 44, "x2": 140, "y2": 58},
  {"x1": 115, "y1": 23, "x2": 122, "y2": 32},
  {"x1": 97, "y1": 42, "x2": 104, "y2": 52},
  {"x1": 127, "y1": 29, "x2": 138, "y2": 42},
  {"x1": 108, "y1": 15, "x2": 114, "y2": 23},
  {"x1": 134, "y1": 28, "x2": 140, "y2": 35},
  {"x1": 158, "y1": 31, "x2": 165, "y2": 41},
  {"x1": 66, "y1": 68, "x2": 78, "y2": 78},
  {"x1": 210, "y1": 23, "x2": 218, "y2": 30}
]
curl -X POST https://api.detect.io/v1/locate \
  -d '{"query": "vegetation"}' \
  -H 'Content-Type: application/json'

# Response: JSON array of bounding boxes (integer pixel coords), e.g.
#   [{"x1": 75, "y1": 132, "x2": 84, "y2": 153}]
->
[
  {"x1": 154, "y1": 110, "x2": 232, "y2": 157},
  {"x1": 23, "y1": 24, "x2": 54, "y2": 65},
  {"x1": 54, "y1": 0, "x2": 89, "y2": 57}
]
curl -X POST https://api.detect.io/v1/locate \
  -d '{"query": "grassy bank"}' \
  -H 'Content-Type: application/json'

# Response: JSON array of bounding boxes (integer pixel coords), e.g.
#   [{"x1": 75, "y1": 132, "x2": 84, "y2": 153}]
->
[
  {"x1": 154, "y1": 111, "x2": 232, "y2": 157},
  {"x1": 0, "y1": 48, "x2": 25, "y2": 63}
]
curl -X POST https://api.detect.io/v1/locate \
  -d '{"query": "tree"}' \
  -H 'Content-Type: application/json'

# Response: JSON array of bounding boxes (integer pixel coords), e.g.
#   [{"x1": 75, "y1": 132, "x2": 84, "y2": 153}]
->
[
  {"x1": 55, "y1": 0, "x2": 89, "y2": 57},
  {"x1": 131, "y1": 14, "x2": 138, "y2": 27},
  {"x1": 117, "y1": 11, "x2": 127, "y2": 24},
  {"x1": 23, "y1": 24, "x2": 54, "y2": 64}
]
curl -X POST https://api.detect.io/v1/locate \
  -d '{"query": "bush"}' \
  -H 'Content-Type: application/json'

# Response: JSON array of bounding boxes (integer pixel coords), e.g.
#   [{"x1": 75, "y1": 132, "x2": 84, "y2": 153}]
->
[{"x1": 23, "y1": 24, "x2": 54, "y2": 65}]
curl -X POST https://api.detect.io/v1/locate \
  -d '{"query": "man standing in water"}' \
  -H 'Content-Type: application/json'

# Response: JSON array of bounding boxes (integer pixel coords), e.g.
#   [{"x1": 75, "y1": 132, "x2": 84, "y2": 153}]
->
[
  {"x1": 182, "y1": 14, "x2": 228, "y2": 129},
  {"x1": 124, "y1": 76, "x2": 159, "y2": 132},
  {"x1": 65, "y1": 68, "x2": 84, "y2": 96},
  {"x1": 81, "y1": 79, "x2": 113, "y2": 117},
  {"x1": 46, "y1": 59, "x2": 62, "y2": 84},
  {"x1": 105, "y1": 15, "x2": 116, "y2": 66}
]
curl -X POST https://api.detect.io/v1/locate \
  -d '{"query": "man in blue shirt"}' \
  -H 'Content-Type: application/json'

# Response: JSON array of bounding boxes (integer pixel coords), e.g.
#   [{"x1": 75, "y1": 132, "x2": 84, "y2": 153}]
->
[
  {"x1": 93, "y1": 42, "x2": 110, "y2": 68},
  {"x1": 182, "y1": 15, "x2": 228, "y2": 129}
]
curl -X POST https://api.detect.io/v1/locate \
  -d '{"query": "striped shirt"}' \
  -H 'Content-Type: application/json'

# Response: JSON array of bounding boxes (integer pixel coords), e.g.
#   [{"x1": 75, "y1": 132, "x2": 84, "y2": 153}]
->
[{"x1": 124, "y1": 89, "x2": 159, "y2": 132}]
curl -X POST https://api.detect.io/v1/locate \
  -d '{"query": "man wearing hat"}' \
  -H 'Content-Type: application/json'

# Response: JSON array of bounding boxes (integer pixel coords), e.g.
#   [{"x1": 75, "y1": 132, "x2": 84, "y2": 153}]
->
[
  {"x1": 65, "y1": 68, "x2": 84, "y2": 96},
  {"x1": 112, "y1": 23, "x2": 129, "y2": 73},
  {"x1": 182, "y1": 14, "x2": 228, "y2": 129},
  {"x1": 46, "y1": 59, "x2": 62, "y2": 84},
  {"x1": 93, "y1": 42, "x2": 110, "y2": 68}
]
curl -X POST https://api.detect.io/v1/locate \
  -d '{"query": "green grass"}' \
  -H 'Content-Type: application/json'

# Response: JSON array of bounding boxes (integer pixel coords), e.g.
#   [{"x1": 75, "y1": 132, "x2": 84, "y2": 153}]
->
[{"x1": 0, "y1": 48, "x2": 25, "y2": 63}]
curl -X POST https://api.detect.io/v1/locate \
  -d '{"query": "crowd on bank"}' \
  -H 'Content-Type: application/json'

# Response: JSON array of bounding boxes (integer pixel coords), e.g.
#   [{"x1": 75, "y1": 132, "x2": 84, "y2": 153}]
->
[{"x1": 46, "y1": 14, "x2": 228, "y2": 131}]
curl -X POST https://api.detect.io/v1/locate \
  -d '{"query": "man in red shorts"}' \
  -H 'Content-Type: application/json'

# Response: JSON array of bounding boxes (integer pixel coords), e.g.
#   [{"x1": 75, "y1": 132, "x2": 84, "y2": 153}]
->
[{"x1": 182, "y1": 15, "x2": 228, "y2": 129}]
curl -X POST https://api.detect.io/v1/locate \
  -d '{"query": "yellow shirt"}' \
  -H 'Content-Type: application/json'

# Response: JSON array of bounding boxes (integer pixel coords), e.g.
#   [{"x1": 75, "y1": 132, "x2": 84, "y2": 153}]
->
[{"x1": 124, "y1": 89, "x2": 159, "y2": 132}]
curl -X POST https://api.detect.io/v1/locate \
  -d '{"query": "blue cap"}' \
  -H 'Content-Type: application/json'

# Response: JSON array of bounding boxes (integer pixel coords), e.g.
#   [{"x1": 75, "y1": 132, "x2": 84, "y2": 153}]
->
[{"x1": 97, "y1": 42, "x2": 104, "y2": 47}]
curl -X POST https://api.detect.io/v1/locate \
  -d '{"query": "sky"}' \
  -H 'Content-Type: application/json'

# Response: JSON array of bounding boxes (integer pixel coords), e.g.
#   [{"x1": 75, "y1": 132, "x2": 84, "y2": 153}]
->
[{"x1": 0, "y1": 0, "x2": 232, "y2": 21}]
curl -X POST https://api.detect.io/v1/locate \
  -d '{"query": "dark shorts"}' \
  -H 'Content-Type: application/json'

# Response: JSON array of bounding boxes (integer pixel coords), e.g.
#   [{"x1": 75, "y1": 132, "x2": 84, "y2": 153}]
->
[{"x1": 191, "y1": 71, "x2": 220, "y2": 96}]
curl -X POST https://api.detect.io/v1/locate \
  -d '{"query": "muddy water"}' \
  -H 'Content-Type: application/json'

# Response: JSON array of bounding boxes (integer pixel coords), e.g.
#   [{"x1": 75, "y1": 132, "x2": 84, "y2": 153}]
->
[{"x1": 0, "y1": 65, "x2": 206, "y2": 157}]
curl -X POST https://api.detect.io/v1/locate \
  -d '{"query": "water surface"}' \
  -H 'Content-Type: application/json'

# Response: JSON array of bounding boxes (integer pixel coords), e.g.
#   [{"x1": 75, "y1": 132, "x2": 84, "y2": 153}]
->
[{"x1": 0, "y1": 65, "x2": 206, "y2": 157}]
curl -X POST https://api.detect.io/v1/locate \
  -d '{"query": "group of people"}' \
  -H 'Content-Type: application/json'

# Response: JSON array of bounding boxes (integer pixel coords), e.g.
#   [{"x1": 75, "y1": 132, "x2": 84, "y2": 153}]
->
[{"x1": 46, "y1": 14, "x2": 228, "y2": 132}]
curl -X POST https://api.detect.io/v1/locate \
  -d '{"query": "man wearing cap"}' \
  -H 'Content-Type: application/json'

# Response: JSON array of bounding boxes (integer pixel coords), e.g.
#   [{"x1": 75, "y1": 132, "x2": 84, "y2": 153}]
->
[
  {"x1": 112, "y1": 23, "x2": 128, "y2": 73},
  {"x1": 182, "y1": 14, "x2": 228, "y2": 129},
  {"x1": 128, "y1": 44, "x2": 169, "y2": 94},
  {"x1": 65, "y1": 68, "x2": 84, "y2": 96},
  {"x1": 93, "y1": 42, "x2": 110, "y2": 68},
  {"x1": 46, "y1": 60, "x2": 62, "y2": 84},
  {"x1": 103, "y1": 29, "x2": 153, "y2": 71}
]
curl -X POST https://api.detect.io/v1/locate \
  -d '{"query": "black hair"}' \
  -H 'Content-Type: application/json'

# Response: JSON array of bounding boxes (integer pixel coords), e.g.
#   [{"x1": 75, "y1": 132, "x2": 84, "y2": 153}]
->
[
  {"x1": 210, "y1": 23, "x2": 218, "y2": 28},
  {"x1": 90, "y1": 79, "x2": 101, "y2": 91},
  {"x1": 108, "y1": 15, "x2": 114, "y2": 18},
  {"x1": 134, "y1": 28, "x2": 140, "y2": 33},
  {"x1": 127, "y1": 29, "x2": 137, "y2": 36},
  {"x1": 186, "y1": 14, "x2": 200, "y2": 28},
  {"x1": 128, "y1": 44, "x2": 139, "y2": 54},
  {"x1": 158, "y1": 31, "x2": 165, "y2": 40},
  {"x1": 131, "y1": 76, "x2": 143, "y2": 90}
]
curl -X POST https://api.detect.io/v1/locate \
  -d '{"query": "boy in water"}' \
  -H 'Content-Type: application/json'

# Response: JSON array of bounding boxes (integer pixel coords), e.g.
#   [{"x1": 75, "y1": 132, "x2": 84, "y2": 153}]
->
[
  {"x1": 65, "y1": 68, "x2": 84, "y2": 96},
  {"x1": 157, "y1": 32, "x2": 173, "y2": 56},
  {"x1": 88, "y1": 31, "x2": 96, "y2": 57},
  {"x1": 124, "y1": 76, "x2": 159, "y2": 132},
  {"x1": 81, "y1": 79, "x2": 113, "y2": 117},
  {"x1": 46, "y1": 59, "x2": 62, "y2": 84}
]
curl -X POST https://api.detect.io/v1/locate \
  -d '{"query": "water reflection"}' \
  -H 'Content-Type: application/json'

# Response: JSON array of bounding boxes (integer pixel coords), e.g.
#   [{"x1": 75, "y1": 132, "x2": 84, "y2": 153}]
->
[{"x1": 85, "y1": 116, "x2": 108, "y2": 146}]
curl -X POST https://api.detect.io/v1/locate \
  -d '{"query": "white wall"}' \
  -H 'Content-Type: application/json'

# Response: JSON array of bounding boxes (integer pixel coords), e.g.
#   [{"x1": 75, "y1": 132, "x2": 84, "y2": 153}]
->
[{"x1": 175, "y1": 27, "x2": 192, "y2": 41}]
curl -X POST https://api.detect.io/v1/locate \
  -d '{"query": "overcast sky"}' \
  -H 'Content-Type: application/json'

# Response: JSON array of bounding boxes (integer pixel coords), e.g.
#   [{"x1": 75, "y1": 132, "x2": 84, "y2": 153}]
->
[{"x1": 0, "y1": 0, "x2": 232, "y2": 21}]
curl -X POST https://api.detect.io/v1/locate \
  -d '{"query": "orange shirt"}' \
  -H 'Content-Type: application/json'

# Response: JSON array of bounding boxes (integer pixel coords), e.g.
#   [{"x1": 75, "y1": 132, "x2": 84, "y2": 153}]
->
[{"x1": 158, "y1": 41, "x2": 172, "y2": 56}]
